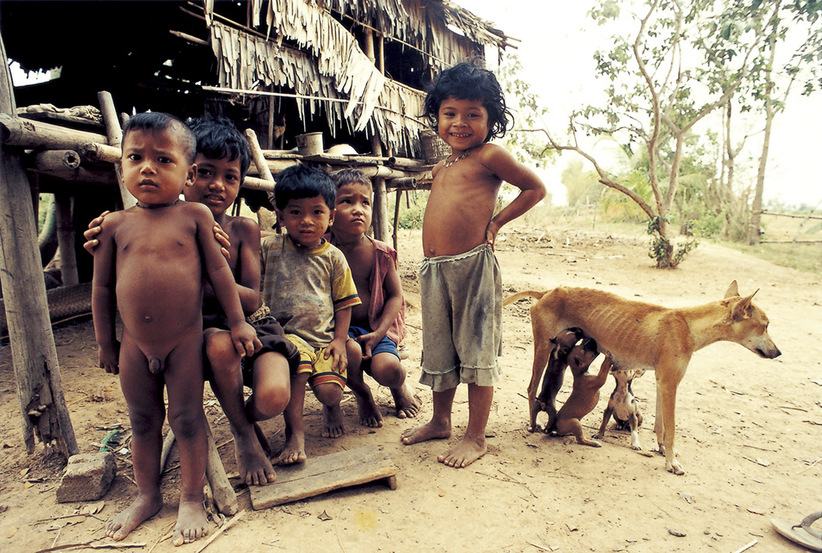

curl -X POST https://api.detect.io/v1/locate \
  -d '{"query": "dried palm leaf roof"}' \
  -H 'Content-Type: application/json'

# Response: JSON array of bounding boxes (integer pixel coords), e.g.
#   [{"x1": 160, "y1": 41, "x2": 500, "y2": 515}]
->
[{"x1": 207, "y1": 0, "x2": 514, "y2": 157}]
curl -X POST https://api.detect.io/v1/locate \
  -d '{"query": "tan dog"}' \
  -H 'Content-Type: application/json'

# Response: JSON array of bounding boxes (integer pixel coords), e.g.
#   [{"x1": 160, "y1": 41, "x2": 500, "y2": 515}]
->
[
  {"x1": 504, "y1": 281, "x2": 781, "y2": 474},
  {"x1": 548, "y1": 341, "x2": 612, "y2": 447}
]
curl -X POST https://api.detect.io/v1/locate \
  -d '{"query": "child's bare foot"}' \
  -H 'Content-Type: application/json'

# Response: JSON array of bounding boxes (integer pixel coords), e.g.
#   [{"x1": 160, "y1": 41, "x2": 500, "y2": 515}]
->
[
  {"x1": 105, "y1": 493, "x2": 162, "y2": 541},
  {"x1": 171, "y1": 499, "x2": 209, "y2": 546},
  {"x1": 400, "y1": 419, "x2": 450, "y2": 445},
  {"x1": 391, "y1": 383, "x2": 421, "y2": 419},
  {"x1": 322, "y1": 404, "x2": 346, "y2": 438},
  {"x1": 234, "y1": 426, "x2": 276, "y2": 486},
  {"x1": 275, "y1": 432, "x2": 306, "y2": 465},
  {"x1": 354, "y1": 388, "x2": 384, "y2": 428},
  {"x1": 438, "y1": 435, "x2": 487, "y2": 468}
]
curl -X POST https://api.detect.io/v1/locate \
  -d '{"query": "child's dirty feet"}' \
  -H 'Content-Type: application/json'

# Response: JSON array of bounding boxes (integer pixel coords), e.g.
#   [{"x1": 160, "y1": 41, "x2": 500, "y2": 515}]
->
[
  {"x1": 105, "y1": 493, "x2": 163, "y2": 541},
  {"x1": 171, "y1": 499, "x2": 209, "y2": 546},
  {"x1": 275, "y1": 432, "x2": 306, "y2": 465},
  {"x1": 400, "y1": 419, "x2": 450, "y2": 445},
  {"x1": 392, "y1": 383, "x2": 421, "y2": 419},
  {"x1": 234, "y1": 425, "x2": 276, "y2": 486},
  {"x1": 355, "y1": 388, "x2": 384, "y2": 428},
  {"x1": 322, "y1": 404, "x2": 346, "y2": 438},
  {"x1": 437, "y1": 435, "x2": 487, "y2": 468}
]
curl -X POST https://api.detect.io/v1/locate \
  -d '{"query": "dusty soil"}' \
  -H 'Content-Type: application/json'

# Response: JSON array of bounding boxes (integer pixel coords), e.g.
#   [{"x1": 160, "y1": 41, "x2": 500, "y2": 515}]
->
[{"x1": 1, "y1": 225, "x2": 820, "y2": 553}]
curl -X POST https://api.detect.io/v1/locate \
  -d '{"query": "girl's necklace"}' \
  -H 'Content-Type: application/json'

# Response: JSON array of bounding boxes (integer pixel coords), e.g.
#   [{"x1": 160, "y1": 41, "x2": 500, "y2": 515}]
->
[{"x1": 443, "y1": 147, "x2": 476, "y2": 168}]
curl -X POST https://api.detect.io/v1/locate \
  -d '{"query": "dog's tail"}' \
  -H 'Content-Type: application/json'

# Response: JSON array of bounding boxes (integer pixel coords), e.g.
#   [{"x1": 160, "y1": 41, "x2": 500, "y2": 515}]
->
[{"x1": 503, "y1": 290, "x2": 546, "y2": 306}]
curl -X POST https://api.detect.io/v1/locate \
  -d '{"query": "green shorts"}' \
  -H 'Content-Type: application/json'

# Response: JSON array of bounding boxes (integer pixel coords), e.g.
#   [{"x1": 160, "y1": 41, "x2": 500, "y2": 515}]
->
[{"x1": 419, "y1": 244, "x2": 503, "y2": 392}]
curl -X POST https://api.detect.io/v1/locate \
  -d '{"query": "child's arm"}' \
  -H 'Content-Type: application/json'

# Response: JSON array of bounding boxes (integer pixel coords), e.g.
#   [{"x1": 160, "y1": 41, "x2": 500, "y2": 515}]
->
[
  {"x1": 192, "y1": 204, "x2": 261, "y2": 356},
  {"x1": 324, "y1": 306, "x2": 352, "y2": 372},
  {"x1": 479, "y1": 144, "x2": 547, "y2": 248},
  {"x1": 230, "y1": 217, "x2": 264, "y2": 315},
  {"x1": 90, "y1": 217, "x2": 120, "y2": 374},
  {"x1": 356, "y1": 261, "x2": 403, "y2": 359}
]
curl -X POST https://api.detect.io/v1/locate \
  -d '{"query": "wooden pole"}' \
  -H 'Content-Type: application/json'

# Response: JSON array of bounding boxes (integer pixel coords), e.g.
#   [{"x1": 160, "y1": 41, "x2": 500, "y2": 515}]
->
[
  {"x1": 55, "y1": 193, "x2": 78, "y2": 286},
  {"x1": 0, "y1": 31, "x2": 78, "y2": 457},
  {"x1": 204, "y1": 420, "x2": 239, "y2": 516},
  {"x1": 393, "y1": 190, "x2": 402, "y2": 253},
  {"x1": 363, "y1": 28, "x2": 390, "y2": 242},
  {"x1": 97, "y1": 91, "x2": 135, "y2": 208},
  {"x1": 0, "y1": 113, "x2": 108, "y2": 150},
  {"x1": 244, "y1": 128, "x2": 279, "y2": 233}
]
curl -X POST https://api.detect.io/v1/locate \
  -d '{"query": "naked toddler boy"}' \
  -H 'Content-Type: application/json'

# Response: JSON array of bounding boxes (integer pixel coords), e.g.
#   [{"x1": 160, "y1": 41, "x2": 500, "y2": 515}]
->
[{"x1": 92, "y1": 112, "x2": 259, "y2": 545}]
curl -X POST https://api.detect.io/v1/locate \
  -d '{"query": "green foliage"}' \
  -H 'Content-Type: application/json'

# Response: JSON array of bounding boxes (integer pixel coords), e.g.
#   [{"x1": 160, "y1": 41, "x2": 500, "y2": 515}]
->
[
  {"x1": 647, "y1": 216, "x2": 698, "y2": 268},
  {"x1": 395, "y1": 191, "x2": 426, "y2": 230}
]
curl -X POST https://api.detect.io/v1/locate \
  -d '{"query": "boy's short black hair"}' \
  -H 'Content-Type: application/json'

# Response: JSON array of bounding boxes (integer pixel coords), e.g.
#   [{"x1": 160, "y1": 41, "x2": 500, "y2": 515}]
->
[
  {"x1": 186, "y1": 116, "x2": 252, "y2": 180},
  {"x1": 274, "y1": 164, "x2": 336, "y2": 211},
  {"x1": 331, "y1": 168, "x2": 372, "y2": 191},
  {"x1": 122, "y1": 111, "x2": 196, "y2": 163},
  {"x1": 423, "y1": 59, "x2": 513, "y2": 142}
]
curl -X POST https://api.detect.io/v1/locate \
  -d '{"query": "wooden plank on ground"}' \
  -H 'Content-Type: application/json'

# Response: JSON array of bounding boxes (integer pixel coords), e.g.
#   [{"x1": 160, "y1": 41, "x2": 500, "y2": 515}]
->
[{"x1": 250, "y1": 445, "x2": 397, "y2": 510}]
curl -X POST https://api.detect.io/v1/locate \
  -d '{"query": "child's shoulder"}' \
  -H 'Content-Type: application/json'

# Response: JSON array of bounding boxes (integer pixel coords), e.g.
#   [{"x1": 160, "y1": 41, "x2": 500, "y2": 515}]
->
[
  {"x1": 179, "y1": 200, "x2": 213, "y2": 219},
  {"x1": 223, "y1": 214, "x2": 261, "y2": 241}
]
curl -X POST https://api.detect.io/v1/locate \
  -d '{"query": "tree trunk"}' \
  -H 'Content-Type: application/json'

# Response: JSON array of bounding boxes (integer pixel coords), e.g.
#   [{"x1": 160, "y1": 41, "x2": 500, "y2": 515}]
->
[
  {"x1": 0, "y1": 31, "x2": 78, "y2": 457},
  {"x1": 748, "y1": 36, "x2": 777, "y2": 246}
]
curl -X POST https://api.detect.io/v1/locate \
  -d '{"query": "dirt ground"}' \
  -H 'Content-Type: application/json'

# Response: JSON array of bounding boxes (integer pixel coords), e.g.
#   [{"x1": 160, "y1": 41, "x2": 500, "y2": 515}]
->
[{"x1": 1, "y1": 225, "x2": 820, "y2": 553}]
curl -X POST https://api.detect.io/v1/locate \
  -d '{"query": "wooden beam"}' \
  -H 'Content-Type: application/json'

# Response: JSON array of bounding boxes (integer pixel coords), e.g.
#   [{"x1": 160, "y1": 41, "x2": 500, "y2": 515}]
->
[
  {"x1": 97, "y1": 91, "x2": 135, "y2": 208},
  {"x1": 0, "y1": 32, "x2": 78, "y2": 457}
]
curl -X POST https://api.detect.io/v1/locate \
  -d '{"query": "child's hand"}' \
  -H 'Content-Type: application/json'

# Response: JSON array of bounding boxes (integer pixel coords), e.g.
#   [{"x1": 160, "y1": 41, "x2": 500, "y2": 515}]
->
[
  {"x1": 82, "y1": 211, "x2": 110, "y2": 255},
  {"x1": 355, "y1": 332, "x2": 381, "y2": 360},
  {"x1": 485, "y1": 219, "x2": 501, "y2": 250},
  {"x1": 213, "y1": 223, "x2": 231, "y2": 262},
  {"x1": 230, "y1": 321, "x2": 262, "y2": 357},
  {"x1": 98, "y1": 340, "x2": 120, "y2": 374},
  {"x1": 324, "y1": 338, "x2": 349, "y2": 372}
]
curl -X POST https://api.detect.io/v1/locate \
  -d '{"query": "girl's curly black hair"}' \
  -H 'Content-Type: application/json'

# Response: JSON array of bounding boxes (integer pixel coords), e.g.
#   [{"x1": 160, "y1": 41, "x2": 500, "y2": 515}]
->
[{"x1": 423, "y1": 59, "x2": 513, "y2": 142}]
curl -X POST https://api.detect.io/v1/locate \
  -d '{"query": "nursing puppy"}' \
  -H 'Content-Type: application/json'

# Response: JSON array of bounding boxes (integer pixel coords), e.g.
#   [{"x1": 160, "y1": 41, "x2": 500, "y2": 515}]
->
[
  {"x1": 595, "y1": 368, "x2": 645, "y2": 450},
  {"x1": 532, "y1": 327, "x2": 587, "y2": 432},
  {"x1": 547, "y1": 337, "x2": 611, "y2": 447}
]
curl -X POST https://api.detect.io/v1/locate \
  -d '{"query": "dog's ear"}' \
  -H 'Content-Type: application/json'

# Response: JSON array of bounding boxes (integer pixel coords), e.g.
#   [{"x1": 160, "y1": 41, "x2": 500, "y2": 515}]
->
[
  {"x1": 731, "y1": 292, "x2": 756, "y2": 321},
  {"x1": 724, "y1": 280, "x2": 740, "y2": 298}
]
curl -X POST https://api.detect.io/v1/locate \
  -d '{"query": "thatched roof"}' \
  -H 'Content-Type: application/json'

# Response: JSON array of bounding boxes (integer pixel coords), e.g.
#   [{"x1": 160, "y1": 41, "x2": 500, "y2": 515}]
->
[
  {"x1": 206, "y1": 0, "x2": 513, "y2": 157},
  {"x1": 2, "y1": 0, "x2": 513, "y2": 158}
]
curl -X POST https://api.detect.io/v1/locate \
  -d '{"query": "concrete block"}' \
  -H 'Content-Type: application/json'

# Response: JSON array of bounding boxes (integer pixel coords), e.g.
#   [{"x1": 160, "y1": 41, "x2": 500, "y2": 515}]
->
[{"x1": 56, "y1": 452, "x2": 116, "y2": 503}]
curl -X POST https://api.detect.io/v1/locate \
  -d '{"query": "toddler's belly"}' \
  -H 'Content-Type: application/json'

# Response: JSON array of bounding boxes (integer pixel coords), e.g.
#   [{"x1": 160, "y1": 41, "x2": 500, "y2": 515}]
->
[{"x1": 116, "y1": 264, "x2": 203, "y2": 345}]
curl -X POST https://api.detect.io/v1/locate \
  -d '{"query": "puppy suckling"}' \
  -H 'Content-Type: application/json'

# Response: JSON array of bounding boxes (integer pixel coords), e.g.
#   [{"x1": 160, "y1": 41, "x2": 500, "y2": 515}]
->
[
  {"x1": 546, "y1": 336, "x2": 611, "y2": 447},
  {"x1": 595, "y1": 368, "x2": 645, "y2": 450}
]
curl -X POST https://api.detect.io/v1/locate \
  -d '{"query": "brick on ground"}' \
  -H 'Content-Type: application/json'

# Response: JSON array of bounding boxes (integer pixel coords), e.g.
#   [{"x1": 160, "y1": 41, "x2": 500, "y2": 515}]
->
[{"x1": 56, "y1": 452, "x2": 116, "y2": 503}]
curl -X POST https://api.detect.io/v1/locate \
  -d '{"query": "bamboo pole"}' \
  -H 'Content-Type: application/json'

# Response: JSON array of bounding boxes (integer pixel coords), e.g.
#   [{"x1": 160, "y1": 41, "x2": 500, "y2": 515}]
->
[
  {"x1": 0, "y1": 113, "x2": 108, "y2": 150},
  {"x1": 243, "y1": 128, "x2": 278, "y2": 232},
  {"x1": 393, "y1": 189, "x2": 402, "y2": 253},
  {"x1": 97, "y1": 91, "x2": 135, "y2": 208},
  {"x1": 55, "y1": 193, "x2": 78, "y2": 286},
  {"x1": 79, "y1": 142, "x2": 121, "y2": 164},
  {"x1": 0, "y1": 32, "x2": 78, "y2": 457}
]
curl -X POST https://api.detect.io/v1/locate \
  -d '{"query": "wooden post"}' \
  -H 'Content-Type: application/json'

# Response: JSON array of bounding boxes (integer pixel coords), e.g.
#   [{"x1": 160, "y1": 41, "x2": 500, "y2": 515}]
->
[
  {"x1": 55, "y1": 193, "x2": 78, "y2": 286},
  {"x1": 363, "y1": 28, "x2": 390, "y2": 242},
  {"x1": 204, "y1": 421, "x2": 238, "y2": 516},
  {"x1": 97, "y1": 91, "x2": 135, "y2": 209},
  {"x1": 393, "y1": 190, "x2": 402, "y2": 253},
  {"x1": 0, "y1": 31, "x2": 78, "y2": 457},
  {"x1": 244, "y1": 128, "x2": 279, "y2": 233}
]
